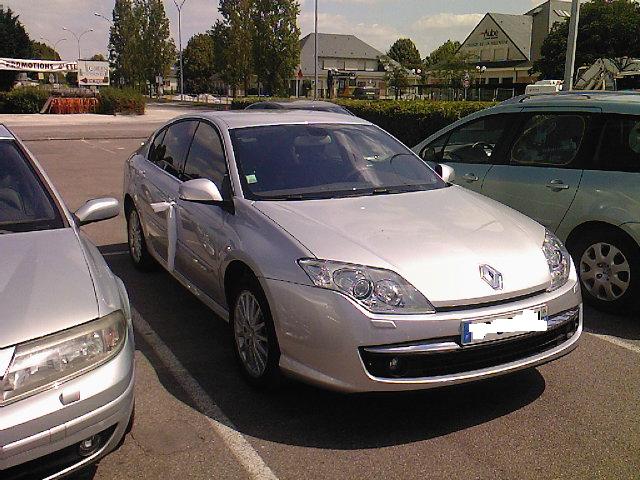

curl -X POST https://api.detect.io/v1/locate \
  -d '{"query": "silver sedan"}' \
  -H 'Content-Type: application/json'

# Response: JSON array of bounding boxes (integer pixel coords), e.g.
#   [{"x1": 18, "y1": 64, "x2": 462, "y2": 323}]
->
[
  {"x1": 123, "y1": 111, "x2": 582, "y2": 393},
  {"x1": 0, "y1": 125, "x2": 134, "y2": 478}
]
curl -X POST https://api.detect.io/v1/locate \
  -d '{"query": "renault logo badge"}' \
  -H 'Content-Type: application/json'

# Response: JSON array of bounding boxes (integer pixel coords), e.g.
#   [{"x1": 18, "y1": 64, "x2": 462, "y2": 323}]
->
[{"x1": 480, "y1": 265, "x2": 503, "y2": 290}]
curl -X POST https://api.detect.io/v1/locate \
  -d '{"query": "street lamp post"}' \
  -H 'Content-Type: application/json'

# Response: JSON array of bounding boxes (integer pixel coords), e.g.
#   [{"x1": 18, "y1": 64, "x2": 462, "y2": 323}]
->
[
  {"x1": 173, "y1": 0, "x2": 188, "y2": 101},
  {"x1": 314, "y1": 0, "x2": 318, "y2": 100},
  {"x1": 40, "y1": 36, "x2": 66, "y2": 84},
  {"x1": 94, "y1": 12, "x2": 112, "y2": 25},
  {"x1": 476, "y1": 65, "x2": 486, "y2": 100},
  {"x1": 62, "y1": 27, "x2": 94, "y2": 60},
  {"x1": 562, "y1": 0, "x2": 581, "y2": 91}
]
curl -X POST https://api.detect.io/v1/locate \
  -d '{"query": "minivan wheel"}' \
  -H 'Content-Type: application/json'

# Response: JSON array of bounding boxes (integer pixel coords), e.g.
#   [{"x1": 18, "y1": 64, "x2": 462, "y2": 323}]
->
[
  {"x1": 230, "y1": 276, "x2": 282, "y2": 389},
  {"x1": 569, "y1": 228, "x2": 640, "y2": 312},
  {"x1": 127, "y1": 207, "x2": 155, "y2": 271}
]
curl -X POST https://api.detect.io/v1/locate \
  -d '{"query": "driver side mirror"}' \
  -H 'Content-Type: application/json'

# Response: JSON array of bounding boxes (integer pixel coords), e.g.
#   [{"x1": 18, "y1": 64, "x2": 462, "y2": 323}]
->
[
  {"x1": 74, "y1": 197, "x2": 120, "y2": 226},
  {"x1": 439, "y1": 164, "x2": 455, "y2": 183}
]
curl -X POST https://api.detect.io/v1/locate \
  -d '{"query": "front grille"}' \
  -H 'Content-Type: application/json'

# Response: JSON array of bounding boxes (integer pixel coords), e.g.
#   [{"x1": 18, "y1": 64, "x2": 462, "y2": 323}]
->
[
  {"x1": 360, "y1": 308, "x2": 580, "y2": 379},
  {"x1": 2, "y1": 425, "x2": 117, "y2": 480}
]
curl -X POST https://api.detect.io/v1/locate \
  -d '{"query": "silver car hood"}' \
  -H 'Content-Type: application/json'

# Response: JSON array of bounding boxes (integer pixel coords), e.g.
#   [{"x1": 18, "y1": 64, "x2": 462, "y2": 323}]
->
[
  {"x1": 0, "y1": 228, "x2": 98, "y2": 348},
  {"x1": 255, "y1": 187, "x2": 551, "y2": 307}
]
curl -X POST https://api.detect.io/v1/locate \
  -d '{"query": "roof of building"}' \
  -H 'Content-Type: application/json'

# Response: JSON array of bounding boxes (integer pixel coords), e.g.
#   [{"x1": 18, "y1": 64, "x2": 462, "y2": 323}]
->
[
  {"x1": 487, "y1": 13, "x2": 533, "y2": 60},
  {"x1": 300, "y1": 33, "x2": 384, "y2": 59}
]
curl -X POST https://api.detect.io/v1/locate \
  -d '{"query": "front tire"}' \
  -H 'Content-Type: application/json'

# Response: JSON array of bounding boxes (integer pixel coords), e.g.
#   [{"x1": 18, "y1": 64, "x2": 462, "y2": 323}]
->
[
  {"x1": 568, "y1": 227, "x2": 640, "y2": 313},
  {"x1": 127, "y1": 206, "x2": 155, "y2": 271},
  {"x1": 230, "y1": 276, "x2": 282, "y2": 389}
]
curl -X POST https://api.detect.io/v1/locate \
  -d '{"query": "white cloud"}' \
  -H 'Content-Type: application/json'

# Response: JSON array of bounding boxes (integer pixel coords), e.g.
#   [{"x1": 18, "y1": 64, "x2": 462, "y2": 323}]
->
[{"x1": 412, "y1": 13, "x2": 484, "y2": 30}]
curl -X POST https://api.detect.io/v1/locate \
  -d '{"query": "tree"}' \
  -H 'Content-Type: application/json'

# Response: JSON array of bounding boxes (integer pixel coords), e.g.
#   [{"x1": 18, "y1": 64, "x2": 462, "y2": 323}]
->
[
  {"x1": 109, "y1": 0, "x2": 140, "y2": 87},
  {"x1": 90, "y1": 53, "x2": 107, "y2": 61},
  {"x1": 135, "y1": 0, "x2": 176, "y2": 89},
  {"x1": 384, "y1": 63, "x2": 409, "y2": 99},
  {"x1": 181, "y1": 33, "x2": 215, "y2": 94},
  {"x1": 532, "y1": 0, "x2": 640, "y2": 79},
  {"x1": 211, "y1": 0, "x2": 254, "y2": 96},
  {"x1": 388, "y1": 38, "x2": 422, "y2": 72},
  {"x1": 424, "y1": 40, "x2": 461, "y2": 67},
  {"x1": 251, "y1": 0, "x2": 300, "y2": 96},
  {"x1": 30, "y1": 41, "x2": 60, "y2": 60},
  {"x1": 0, "y1": 7, "x2": 32, "y2": 90},
  {"x1": 424, "y1": 40, "x2": 469, "y2": 84}
]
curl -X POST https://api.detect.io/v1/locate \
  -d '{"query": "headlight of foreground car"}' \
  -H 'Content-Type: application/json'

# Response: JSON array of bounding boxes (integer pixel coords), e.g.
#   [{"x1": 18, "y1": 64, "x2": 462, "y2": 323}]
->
[
  {"x1": 542, "y1": 230, "x2": 571, "y2": 292},
  {"x1": 0, "y1": 310, "x2": 127, "y2": 405},
  {"x1": 298, "y1": 259, "x2": 435, "y2": 314}
]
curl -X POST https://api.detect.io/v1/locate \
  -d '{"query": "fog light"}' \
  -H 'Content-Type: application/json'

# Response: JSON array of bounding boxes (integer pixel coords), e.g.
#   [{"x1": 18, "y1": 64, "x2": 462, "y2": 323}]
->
[
  {"x1": 388, "y1": 357, "x2": 405, "y2": 376},
  {"x1": 78, "y1": 434, "x2": 101, "y2": 457}
]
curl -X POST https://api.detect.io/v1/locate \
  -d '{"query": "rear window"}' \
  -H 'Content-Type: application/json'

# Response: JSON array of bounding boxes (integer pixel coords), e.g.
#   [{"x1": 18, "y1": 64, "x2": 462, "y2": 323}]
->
[{"x1": 0, "y1": 141, "x2": 64, "y2": 233}]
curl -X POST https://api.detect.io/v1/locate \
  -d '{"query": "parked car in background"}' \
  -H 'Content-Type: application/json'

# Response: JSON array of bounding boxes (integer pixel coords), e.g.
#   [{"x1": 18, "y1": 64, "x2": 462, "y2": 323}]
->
[
  {"x1": 352, "y1": 86, "x2": 379, "y2": 100},
  {"x1": 0, "y1": 125, "x2": 134, "y2": 479},
  {"x1": 245, "y1": 100, "x2": 353, "y2": 115},
  {"x1": 124, "y1": 110, "x2": 581, "y2": 393},
  {"x1": 413, "y1": 91, "x2": 640, "y2": 312}
]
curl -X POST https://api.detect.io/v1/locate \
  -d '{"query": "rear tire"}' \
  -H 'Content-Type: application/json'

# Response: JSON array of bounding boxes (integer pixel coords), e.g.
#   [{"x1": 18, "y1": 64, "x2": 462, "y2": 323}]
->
[
  {"x1": 568, "y1": 227, "x2": 640, "y2": 313},
  {"x1": 127, "y1": 206, "x2": 155, "y2": 271},
  {"x1": 230, "y1": 275, "x2": 282, "y2": 389}
]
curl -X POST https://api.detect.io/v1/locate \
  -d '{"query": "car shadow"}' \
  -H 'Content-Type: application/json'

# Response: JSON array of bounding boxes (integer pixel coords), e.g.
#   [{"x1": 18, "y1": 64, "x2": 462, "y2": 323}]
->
[
  {"x1": 106, "y1": 249, "x2": 547, "y2": 450},
  {"x1": 582, "y1": 305, "x2": 640, "y2": 341}
]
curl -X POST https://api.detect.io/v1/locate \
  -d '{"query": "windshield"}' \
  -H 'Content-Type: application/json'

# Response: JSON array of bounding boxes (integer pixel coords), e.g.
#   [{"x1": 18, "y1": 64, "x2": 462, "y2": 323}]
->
[
  {"x1": 0, "y1": 141, "x2": 63, "y2": 233},
  {"x1": 230, "y1": 123, "x2": 445, "y2": 200}
]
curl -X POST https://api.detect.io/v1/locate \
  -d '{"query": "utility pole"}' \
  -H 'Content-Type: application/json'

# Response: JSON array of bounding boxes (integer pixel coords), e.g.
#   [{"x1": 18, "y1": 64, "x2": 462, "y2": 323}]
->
[
  {"x1": 173, "y1": 0, "x2": 188, "y2": 101},
  {"x1": 314, "y1": 0, "x2": 318, "y2": 99},
  {"x1": 562, "y1": 0, "x2": 581, "y2": 91}
]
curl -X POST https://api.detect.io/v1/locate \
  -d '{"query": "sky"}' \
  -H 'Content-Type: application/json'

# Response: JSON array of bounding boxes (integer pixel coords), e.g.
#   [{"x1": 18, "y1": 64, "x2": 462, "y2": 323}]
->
[{"x1": 3, "y1": 0, "x2": 546, "y2": 61}]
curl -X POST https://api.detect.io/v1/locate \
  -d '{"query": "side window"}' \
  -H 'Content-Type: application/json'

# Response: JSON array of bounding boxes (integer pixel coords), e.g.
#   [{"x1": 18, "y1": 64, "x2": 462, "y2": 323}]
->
[
  {"x1": 157, "y1": 121, "x2": 198, "y2": 177},
  {"x1": 147, "y1": 129, "x2": 167, "y2": 165},
  {"x1": 419, "y1": 134, "x2": 448, "y2": 163},
  {"x1": 441, "y1": 115, "x2": 511, "y2": 164},
  {"x1": 595, "y1": 115, "x2": 640, "y2": 172},
  {"x1": 511, "y1": 114, "x2": 586, "y2": 167},
  {"x1": 182, "y1": 122, "x2": 228, "y2": 191}
]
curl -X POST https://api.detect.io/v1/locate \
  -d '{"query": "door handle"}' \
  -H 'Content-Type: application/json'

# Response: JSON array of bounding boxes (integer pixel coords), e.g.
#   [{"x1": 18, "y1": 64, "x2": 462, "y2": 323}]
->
[
  {"x1": 546, "y1": 180, "x2": 570, "y2": 191},
  {"x1": 463, "y1": 173, "x2": 479, "y2": 182}
]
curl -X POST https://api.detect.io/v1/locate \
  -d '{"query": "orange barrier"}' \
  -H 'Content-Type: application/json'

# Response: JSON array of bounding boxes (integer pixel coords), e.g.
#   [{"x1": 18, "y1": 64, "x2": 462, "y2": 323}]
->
[{"x1": 48, "y1": 97, "x2": 99, "y2": 114}]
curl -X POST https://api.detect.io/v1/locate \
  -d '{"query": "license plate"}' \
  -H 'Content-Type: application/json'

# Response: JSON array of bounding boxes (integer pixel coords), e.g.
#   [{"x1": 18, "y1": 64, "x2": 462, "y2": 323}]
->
[{"x1": 461, "y1": 305, "x2": 548, "y2": 345}]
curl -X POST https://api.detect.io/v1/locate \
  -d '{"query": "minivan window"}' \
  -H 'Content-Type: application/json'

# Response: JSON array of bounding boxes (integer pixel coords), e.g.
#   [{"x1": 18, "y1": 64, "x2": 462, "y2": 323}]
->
[
  {"x1": 0, "y1": 141, "x2": 63, "y2": 232},
  {"x1": 441, "y1": 115, "x2": 511, "y2": 164},
  {"x1": 595, "y1": 116, "x2": 640, "y2": 172},
  {"x1": 230, "y1": 124, "x2": 445, "y2": 200},
  {"x1": 156, "y1": 121, "x2": 198, "y2": 177},
  {"x1": 182, "y1": 122, "x2": 228, "y2": 191},
  {"x1": 511, "y1": 114, "x2": 586, "y2": 166}
]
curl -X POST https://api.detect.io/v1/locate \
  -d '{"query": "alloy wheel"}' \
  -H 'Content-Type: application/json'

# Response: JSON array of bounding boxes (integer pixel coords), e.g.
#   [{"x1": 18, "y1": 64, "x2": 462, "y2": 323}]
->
[
  {"x1": 580, "y1": 242, "x2": 630, "y2": 302},
  {"x1": 128, "y1": 210, "x2": 143, "y2": 264},
  {"x1": 234, "y1": 291, "x2": 269, "y2": 378}
]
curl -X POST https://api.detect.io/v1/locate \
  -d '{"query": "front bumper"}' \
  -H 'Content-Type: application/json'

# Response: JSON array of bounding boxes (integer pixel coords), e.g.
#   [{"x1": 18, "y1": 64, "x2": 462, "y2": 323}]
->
[
  {"x1": 0, "y1": 326, "x2": 135, "y2": 479},
  {"x1": 263, "y1": 273, "x2": 582, "y2": 393}
]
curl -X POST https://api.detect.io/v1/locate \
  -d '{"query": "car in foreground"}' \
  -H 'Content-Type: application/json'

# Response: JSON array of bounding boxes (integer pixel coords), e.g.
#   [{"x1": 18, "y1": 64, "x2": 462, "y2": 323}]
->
[
  {"x1": 0, "y1": 125, "x2": 134, "y2": 479},
  {"x1": 245, "y1": 99, "x2": 353, "y2": 115},
  {"x1": 124, "y1": 111, "x2": 581, "y2": 393},
  {"x1": 413, "y1": 91, "x2": 640, "y2": 312}
]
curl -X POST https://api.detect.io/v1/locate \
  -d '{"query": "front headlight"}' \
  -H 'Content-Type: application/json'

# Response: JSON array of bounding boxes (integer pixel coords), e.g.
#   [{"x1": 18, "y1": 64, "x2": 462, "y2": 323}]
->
[
  {"x1": 298, "y1": 259, "x2": 435, "y2": 314},
  {"x1": 1, "y1": 310, "x2": 126, "y2": 405},
  {"x1": 542, "y1": 230, "x2": 570, "y2": 292}
]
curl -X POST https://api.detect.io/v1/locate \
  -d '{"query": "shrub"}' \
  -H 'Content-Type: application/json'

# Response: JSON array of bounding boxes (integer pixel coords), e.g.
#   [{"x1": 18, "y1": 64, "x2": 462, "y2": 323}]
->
[
  {"x1": 3, "y1": 87, "x2": 50, "y2": 113},
  {"x1": 97, "y1": 87, "x2": 145, "y2": 115},
  {"x1": 231, "y1": 97, "x2": 496, "y2": 146}
]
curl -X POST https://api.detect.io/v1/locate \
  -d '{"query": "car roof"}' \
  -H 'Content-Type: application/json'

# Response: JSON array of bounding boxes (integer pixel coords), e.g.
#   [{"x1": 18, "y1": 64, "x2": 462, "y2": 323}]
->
[
  {"x1": 0, "y1": 124, "x2": 15, "y2": 140},
  {"x1": 184, "y1": 110, "x2": 369, "y2": 130},
  {"x1": 498, "y1": 90, "x2": 640, "y2": 113}
]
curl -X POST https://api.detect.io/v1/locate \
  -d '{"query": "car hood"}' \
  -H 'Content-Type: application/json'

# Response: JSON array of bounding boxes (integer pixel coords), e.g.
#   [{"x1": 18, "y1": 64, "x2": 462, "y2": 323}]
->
[
  {"x1": 255, "y1": 187, "x2": 551, "y2": 307},
  {"x1": 0, "y1": 228, "x2": 98, "y2": 348}
]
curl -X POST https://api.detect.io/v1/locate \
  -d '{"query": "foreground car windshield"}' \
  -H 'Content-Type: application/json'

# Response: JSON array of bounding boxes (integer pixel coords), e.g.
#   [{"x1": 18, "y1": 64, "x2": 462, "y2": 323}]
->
[
  {"x1": 0, "y1": 141, "x2": 63, "y2": 232},
  {"x1": 230, "y1": 124, "x2": 445, "y2": 200}
]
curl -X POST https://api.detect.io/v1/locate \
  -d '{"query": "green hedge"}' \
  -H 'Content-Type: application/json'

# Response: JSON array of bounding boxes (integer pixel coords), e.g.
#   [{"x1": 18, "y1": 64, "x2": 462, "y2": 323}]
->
[
  {"x1": 2, "y1": 87, "x2": 50, "y2": 113},
  {"x1": 97, "y1": 87, "x2": 145, "y2": 115},
  {"x1": 231, "y1": 97, "x2": 496, "y2": 146}
]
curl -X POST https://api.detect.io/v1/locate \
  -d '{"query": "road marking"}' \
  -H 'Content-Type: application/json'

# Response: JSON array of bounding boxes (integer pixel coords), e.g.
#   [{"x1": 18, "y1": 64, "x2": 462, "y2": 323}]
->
[
  {"x1": 587, "y1": 332, "x2": 640, "y2": 354},
  {"x1": 101, "y1": 250, "x2": 129, "y2": 257},
  {"x1": 132, "y1": 309, "x2": 279, "y2": 480},
  {"x1": 81, "y1": 138, "x2": 118, "y2": 154}
]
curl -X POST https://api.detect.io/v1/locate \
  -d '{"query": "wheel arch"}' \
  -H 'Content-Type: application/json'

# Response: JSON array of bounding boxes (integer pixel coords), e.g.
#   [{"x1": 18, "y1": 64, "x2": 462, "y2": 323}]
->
[
  {"x1": 565, "y1": 221, "x2": 640, "y2": 251},
  {"x1": 224, "y1": 260, "x2": 260, "y2": 311}
]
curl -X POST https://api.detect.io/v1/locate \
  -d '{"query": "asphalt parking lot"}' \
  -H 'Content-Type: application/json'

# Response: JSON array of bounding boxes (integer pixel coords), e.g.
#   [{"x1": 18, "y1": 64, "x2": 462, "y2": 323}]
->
[{"x1": 6, "y1": 109, "x2": 640, "y2": 480}]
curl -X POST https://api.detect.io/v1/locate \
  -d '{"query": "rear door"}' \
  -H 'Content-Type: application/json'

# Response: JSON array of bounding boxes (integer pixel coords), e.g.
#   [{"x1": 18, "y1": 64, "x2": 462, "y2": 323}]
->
[
  {"x1": 419, "y1": 114, "x2": 517, "y2": 193},
  {"x1": 481, "y1": 110, "x2": 601, "y2": 232}
]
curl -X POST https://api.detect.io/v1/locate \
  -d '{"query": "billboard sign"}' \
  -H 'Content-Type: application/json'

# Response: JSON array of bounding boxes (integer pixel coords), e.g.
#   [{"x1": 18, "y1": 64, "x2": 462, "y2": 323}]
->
[{"x1": 77, "y1": 60, "x2": 110, "y2": 86}]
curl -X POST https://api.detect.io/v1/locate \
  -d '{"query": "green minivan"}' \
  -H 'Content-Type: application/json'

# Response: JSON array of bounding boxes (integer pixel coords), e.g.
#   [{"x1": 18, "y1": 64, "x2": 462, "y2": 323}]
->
[{"x1": 414, "y1": 92, "x2": 640, "y2": 312}]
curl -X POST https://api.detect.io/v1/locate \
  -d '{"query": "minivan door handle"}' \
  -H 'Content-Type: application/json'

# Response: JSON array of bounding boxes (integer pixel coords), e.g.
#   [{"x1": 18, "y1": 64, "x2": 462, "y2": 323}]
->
[
  {"x1": 546, "y1": 180, "x2": 570, "y2": 191},
  {"x1": 463, "y1": 173, "x2": 479, "y2": 182}
]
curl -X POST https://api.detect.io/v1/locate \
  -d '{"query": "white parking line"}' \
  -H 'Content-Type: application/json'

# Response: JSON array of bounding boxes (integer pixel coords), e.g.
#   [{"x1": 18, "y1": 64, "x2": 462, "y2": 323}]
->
[
  {"x1": 131, "y1": 309, "x2": 279, "y2": 480},
  {"x1": 101, "y1": 250, "x2": 129, "y2": 257},
  {"x1": 587, "y1": 332, "x2": 640, "y2": 355}
]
